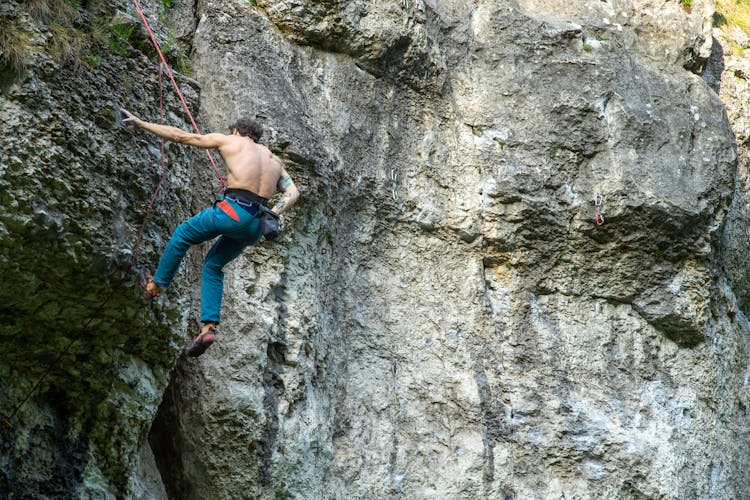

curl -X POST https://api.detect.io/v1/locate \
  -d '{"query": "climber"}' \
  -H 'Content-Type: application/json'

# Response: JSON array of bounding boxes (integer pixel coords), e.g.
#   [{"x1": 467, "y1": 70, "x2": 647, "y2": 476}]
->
[{"x1": 120, "y1": 108, "x2": 299, "y2": 357}]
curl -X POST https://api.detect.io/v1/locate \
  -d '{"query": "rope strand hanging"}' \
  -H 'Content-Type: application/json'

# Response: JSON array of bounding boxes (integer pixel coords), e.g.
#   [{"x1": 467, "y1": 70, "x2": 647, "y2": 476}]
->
[
  {"x1": 130, "y1": 0, "x2": 226, "y2": 188},
  {"x1": 130, "y1": 62, "x2": 168, "y2": 269}
]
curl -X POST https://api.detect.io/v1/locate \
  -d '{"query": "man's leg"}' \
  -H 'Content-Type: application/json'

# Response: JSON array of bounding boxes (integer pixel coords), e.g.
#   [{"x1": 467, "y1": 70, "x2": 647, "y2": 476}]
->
[
  {"x1": 200, "y1": 235, "x2": 249, "y2": 324},
  {"x1": 152, "y1": 207, "x2": 218, "y2": 290}
]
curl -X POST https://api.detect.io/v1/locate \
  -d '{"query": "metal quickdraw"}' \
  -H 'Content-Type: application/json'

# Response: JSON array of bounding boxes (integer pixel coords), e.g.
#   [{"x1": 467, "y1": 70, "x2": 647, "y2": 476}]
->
[{"x1": 594, "y1": 193, "x2": 605, "y2": 226}]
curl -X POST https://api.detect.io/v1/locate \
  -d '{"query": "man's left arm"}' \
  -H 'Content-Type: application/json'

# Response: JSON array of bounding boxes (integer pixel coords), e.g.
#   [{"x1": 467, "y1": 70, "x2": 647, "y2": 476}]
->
[
  {"x1": 121, "y1": 108, "x2": 228, "y2": 149},
  {"x1": 272, "y1": 167, "x2": 300, "y2": 215}
]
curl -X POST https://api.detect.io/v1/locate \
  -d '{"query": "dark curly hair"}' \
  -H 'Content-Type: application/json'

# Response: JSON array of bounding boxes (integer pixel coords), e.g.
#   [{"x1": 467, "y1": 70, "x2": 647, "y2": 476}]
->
[{"x1": 229, "y1": 116, "x2": 263, "y2": 142}]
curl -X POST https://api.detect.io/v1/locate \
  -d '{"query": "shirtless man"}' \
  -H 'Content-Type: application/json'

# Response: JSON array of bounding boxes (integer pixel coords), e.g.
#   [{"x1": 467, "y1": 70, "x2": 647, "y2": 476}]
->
[{"x1": 120, "y1": 109, "x2": 299, "y2": 356}]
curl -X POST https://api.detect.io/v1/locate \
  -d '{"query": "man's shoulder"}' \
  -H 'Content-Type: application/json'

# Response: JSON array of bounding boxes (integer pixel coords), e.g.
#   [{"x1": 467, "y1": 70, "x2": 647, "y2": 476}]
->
[
  {"x1": 208, "y1": 132, "x2": 235, "y2": 144},
  {"x1": 256, "y1": 143, "x2": 280, "y2": 162}
]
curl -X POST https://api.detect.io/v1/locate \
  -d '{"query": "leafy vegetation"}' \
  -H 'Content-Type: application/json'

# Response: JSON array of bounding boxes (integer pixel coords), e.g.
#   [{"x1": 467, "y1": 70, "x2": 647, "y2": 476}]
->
[
  {"x1": 0, "y1": 0, "x2": 100, "y2": 69},
  {"x1": 0, "y1": 21, "x2": 35, "y2": 70},
  {"x1": 2, "y1": 0, "x2": 192, "y2": 77},
  {"x1": 83, "y1": 54, "x2": 101, "y2": 68},
  {"x1": 715, "y1": 0, "x2": 750, "y2": 55},
  {"x1": 108, "y1": 22, "x2": 137, "y2": 56},
  {"x1": 50, "y1": 23, "x2": 87, "y2": 63},
  {"x1": 715, "y1": 0, "x2": 750, "y2": 34},
  {"x1": 22, "y1": 0, "x2": 77, "y2": 23}
]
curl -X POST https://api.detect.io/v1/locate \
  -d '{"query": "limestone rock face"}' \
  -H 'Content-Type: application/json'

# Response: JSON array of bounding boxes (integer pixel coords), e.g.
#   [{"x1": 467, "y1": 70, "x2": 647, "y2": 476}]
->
[
  {"x1": 0, "y1": 0, "x2": 203, "y2": 496},
  {"x1": 3, "y1": 0, "x2": 750, "y2": 498},
  {"x1": 148, "y1": 0, "x2": 750, "y2": 499}
]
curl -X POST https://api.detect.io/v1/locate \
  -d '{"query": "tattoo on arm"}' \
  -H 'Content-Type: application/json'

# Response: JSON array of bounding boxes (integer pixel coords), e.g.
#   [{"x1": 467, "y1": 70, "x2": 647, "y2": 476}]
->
[
  {"x1": 278, "y1": 174, "x2": 292, "y2": 190},
  {"x1": 272, "y1": 171, "x2": 299, "y2": 214},
  {"x1": 273, "y1": 198, "x2": 288, "y2": 212}
]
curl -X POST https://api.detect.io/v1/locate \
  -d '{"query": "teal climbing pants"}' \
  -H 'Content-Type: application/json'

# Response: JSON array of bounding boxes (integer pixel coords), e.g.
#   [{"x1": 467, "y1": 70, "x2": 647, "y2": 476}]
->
[{"x1": 152, "y1": 196, "x2": 262, "y2": 324}]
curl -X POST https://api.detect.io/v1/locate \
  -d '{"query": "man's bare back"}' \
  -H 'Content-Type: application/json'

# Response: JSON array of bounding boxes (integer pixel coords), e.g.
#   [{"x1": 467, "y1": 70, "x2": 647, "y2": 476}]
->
[{"x1": 218, "y1": 136, "x2": 283, "y2": 199}]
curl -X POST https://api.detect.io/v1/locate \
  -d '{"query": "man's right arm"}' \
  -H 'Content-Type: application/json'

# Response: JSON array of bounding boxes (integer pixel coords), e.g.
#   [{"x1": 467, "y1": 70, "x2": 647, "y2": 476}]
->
[
  {"x1": 272, "y1": 167, "x2": 299, "y2": 215},
  {"x1": 121, "y1": 108, "x2": 230, "y2": 149}
]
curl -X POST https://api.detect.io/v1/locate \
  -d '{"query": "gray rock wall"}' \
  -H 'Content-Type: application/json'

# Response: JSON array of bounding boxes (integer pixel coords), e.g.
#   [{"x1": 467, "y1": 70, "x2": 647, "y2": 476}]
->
[
  {"x1": 149, "y1": 0, "x2": 750, "y2": 498},
  {"x1": 3, "y1": 0, "x2": 750, "y2": 498},
  {"x1": 0, "y1": 0, "x2": 204, "y2": 496}
]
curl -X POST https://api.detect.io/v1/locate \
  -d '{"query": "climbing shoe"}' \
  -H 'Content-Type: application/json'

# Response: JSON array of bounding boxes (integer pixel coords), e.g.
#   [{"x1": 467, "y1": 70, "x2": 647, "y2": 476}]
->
[{"x1": 186, "y1": 325, "x2": 216, "y2": 357}]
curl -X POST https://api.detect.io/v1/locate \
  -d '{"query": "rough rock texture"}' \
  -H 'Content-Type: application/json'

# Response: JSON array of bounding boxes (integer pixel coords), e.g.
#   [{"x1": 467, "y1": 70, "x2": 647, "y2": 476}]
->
[
  {"x1": 147, "y1": 0, "x2": 750, "y2": 498},
  {"x1": 714, "y1": 13, "x2": 750, "y2": 321},
  {"x1": 4, "y1": 0, "x2": 750, "y2": 498},
  {"x1": 0, "y1": 0, "x2": 204, "y2": 496}
]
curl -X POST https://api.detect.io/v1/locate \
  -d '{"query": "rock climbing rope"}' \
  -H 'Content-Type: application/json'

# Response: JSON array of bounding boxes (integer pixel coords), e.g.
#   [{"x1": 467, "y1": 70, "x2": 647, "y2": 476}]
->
[
  {"x1": 130, "y1": 0, "x2": 226, "y2": 188},
  {"x1": 128, "y1": 0, "x2": 228, "y2": 268},
  {"x1": 1, "y1": 2, "x2": 222, "y2": 431},
  {"x1": 130, "y1": 62, "x2": 167, "y2": 269}
]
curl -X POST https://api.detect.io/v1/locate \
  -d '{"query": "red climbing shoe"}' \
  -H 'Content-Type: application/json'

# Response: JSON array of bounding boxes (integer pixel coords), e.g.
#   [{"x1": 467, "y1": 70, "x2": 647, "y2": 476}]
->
[
  {"x1": 187, "y1": 324, "x2": 216, "y2": 357},
  {"x1": 139, "y1": 269, "x2": 161, "y2": 300}
]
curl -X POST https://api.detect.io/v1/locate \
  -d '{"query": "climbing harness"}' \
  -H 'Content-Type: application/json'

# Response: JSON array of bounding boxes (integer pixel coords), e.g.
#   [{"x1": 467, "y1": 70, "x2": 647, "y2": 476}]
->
[{"x1": 594, "y1": 192, "x2": 605, "y2": 226}]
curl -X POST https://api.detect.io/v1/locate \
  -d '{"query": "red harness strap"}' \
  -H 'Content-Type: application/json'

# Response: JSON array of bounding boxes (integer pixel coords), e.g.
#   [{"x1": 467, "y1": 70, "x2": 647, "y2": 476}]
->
[{"x1": 217, "y1": 200, "x2": 240, "y2": 222}]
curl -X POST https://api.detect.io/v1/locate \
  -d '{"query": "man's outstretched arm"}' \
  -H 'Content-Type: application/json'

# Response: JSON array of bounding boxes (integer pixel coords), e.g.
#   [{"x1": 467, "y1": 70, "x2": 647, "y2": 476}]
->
[
  {"x1": 273, "y1": 167, "x2": 300, "y2": 215},
  {"x1": 120, "y1": 108, "x2": 228, "y2": 149}
]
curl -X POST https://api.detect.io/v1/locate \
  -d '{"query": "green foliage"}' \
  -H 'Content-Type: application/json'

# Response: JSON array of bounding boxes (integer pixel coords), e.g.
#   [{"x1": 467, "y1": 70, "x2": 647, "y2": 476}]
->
[
  {"x1": 109, "y1": 22, "x2": 137, "y2": 56},
  {"x1": 22, "y1": 0, "x2": 77, "y2": 23},
  {"x1": 14, "y1": 0, "x2": 112, "y2": 67},
  {"x1": 50, "y1": 23, "x2": 86, "y2": 63},
  {"x1": 83, "y1": 54, "x2": 101, "y2": 68},
  {"x1": 715, "y1": 0, "x2": 750, "y2": 54},
  {"x1": 715, "y1": 0, "x2": 750, "y2": 32},
  {"x1": 176, "y1": 53, "x2": 192, "y2": 74},
  {"x1": 0, "y1": 22, "x2": 35, "y2": 70},
  {"x1": 729, "y1": 39, "x2": 746, "y2": 56},
  {"x1": 161, "y1": 30, "x2": 175, "y2": 54},
  {"x1": 583, "y1": 43, "x2": 594, "y2": 52},
  {"x1": 162, "y1": 0, "x2": 176, "y2": 7}
]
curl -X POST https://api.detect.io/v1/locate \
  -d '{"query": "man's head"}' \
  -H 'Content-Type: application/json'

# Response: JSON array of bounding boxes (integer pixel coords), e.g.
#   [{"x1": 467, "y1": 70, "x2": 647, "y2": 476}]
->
[{"x1": 229, "y1": 117, "x2": 263, "y2": 142}]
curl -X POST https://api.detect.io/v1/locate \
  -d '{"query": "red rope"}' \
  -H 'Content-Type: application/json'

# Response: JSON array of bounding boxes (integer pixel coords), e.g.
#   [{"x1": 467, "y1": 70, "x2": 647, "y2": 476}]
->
[
  {"x1": 131, "y1": 63, "x2": 168, "y2": 269},
  {"x1": 130, "y1": 0, "x2": 226, "y2": 187}
]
